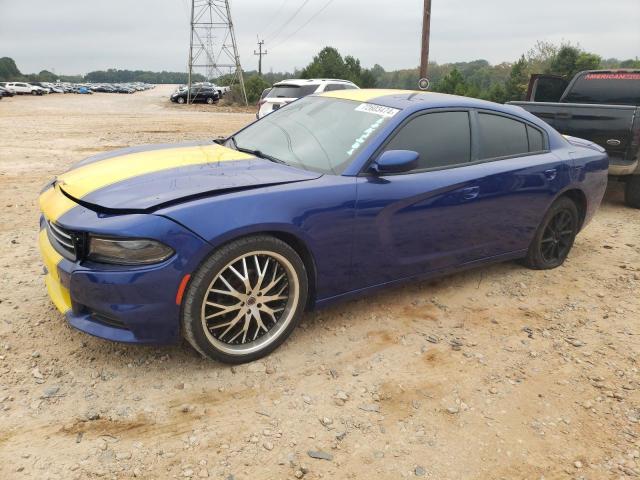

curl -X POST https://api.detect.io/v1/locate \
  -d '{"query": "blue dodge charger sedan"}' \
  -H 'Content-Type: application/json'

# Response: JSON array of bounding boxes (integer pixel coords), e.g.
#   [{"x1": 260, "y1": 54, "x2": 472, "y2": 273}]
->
[{"x1": 39, "y1": 89, "x2": 608, "y2": 363}]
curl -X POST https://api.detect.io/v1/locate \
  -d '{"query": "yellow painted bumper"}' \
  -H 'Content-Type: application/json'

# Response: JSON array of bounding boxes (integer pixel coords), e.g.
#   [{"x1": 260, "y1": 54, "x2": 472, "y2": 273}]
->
[{"x1": 38, "y1": 228, "x2": 72, "y2": 314}]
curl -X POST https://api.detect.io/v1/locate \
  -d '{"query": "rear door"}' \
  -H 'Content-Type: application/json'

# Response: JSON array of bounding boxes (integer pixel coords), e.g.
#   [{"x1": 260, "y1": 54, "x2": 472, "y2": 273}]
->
[{"x1": 467, "y1": 111, "x2": 570, "y2": 258}]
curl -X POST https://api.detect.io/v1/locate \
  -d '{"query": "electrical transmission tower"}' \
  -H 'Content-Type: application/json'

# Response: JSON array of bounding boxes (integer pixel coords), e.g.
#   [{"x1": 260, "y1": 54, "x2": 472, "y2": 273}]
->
[{"x1": 187, "y1": 0, "x2": 247, "y2": 105}]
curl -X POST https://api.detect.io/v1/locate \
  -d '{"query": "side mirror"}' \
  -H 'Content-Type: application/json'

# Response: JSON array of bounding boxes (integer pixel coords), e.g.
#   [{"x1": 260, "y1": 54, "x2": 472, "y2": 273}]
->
[{"x1": 370, "y1": 150, "x2": 419, "y2": 174}]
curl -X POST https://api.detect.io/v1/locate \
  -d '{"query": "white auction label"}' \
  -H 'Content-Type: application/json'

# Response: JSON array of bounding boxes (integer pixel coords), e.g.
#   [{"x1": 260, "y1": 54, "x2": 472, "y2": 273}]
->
[{"x1": 355, "y1": 103, "x2": 400, "y2": 118}]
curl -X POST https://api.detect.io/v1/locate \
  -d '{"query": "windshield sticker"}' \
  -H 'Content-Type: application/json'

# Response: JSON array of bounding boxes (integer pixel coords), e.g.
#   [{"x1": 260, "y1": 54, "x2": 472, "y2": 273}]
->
[
  {"x1": 347, "y1": 117, "x2": 386, "y2": 156},
  {"x1": 585, "y1": 73, "x2": 640, "y2": 80},
  {"x1": 355, "y1": 103, "x2": 400, "y2": 118}
]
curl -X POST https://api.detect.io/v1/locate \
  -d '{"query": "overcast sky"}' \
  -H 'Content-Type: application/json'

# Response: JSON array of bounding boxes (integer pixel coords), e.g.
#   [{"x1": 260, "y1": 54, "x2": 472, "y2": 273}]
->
[{"x1": 1, "y1": 0, "x2": 638, "y2": 76}]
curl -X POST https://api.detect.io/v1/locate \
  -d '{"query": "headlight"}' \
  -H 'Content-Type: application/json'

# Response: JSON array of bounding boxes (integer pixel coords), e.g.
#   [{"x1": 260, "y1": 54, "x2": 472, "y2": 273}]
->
[{"x1": 87, "y1": 236, "x2": 174, "y2": 265}]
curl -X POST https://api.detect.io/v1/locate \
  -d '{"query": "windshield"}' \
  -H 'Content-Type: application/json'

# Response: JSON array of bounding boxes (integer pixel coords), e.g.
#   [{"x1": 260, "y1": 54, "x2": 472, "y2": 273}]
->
[{"x1": 231, "y1": 96, "x2": 398, "y2": 175}]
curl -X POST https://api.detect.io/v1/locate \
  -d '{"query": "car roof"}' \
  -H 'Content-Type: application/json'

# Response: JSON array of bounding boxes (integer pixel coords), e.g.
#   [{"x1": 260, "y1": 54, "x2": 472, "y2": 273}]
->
[
  {"x1": 318, "y1": 88, "x2": 540, "y2": 122},
  {"x1": 274, "y1": 78, "x2": 356, "y2": 87}
]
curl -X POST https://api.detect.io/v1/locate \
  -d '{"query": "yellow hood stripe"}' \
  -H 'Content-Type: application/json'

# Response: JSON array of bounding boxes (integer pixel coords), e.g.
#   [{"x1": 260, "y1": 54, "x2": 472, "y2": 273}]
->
[
  {"x1": 39, "y1": 183, "x2": 80, "y2": 222},
  {"x1": 319, "y1": 88, "x2": 417, "y2": 103},
  {"x1": 40, "y1": 144, "x2": 252, "y2": 222}
]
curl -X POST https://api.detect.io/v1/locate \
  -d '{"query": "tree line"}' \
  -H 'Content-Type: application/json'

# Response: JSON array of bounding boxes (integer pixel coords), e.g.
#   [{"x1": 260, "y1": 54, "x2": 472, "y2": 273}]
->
[
  {"x1": 234, "y1": 42, "x2": 639, "y2": 104},
  {"x1": 3, "y1": 41, "x2": 639, "y2": 105},
  {"x1": 0, "y1": 58, "x2": 205, "y2": 84}
]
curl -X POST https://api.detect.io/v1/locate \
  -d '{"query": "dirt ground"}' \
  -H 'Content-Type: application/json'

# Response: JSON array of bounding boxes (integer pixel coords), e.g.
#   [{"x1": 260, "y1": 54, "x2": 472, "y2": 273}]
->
[{"x1": 0, "y1": 85, "x2": 638, "y2": 480}]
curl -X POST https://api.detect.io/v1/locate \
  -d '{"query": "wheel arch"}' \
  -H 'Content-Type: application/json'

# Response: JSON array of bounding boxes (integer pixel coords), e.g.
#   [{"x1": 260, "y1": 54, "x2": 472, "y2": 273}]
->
[
  {"x1": 200, "y1": 228, "x2": 318, "y2": 311},
  {"x1": 557, "y1": 188, "x2": 588, "y2": 231}
]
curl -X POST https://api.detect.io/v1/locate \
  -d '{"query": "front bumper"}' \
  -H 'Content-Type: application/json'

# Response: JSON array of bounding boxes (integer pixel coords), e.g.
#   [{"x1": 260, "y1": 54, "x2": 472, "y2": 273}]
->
[{"x1": 38, "y1": 191, "x2": 211, "y2": 344}]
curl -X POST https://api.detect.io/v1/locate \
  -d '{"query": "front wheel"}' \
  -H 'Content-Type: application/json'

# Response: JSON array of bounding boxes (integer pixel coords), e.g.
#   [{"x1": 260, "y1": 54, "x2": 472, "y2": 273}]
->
[
  {"x1": 206, "y1": 97, "x2": 215, "y2": 105},
  {"x1": 182, "y1": 236, "x2": 308, "y2": 364},
  {"x1": 523, "y1": 197, "x2": 579, "y2": 270},
  {"x1": 625, "y1": 175, "x2": 640, "y2": 209}
]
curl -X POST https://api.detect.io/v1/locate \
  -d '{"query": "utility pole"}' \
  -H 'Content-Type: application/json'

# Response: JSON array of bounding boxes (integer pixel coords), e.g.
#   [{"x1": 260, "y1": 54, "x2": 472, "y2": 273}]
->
[
  {"x1": 419, "y1": 0, "x2": 432, "y2": 88},
  {"x1": 186, "y1": 0, "x2": 248, "y2": 105},
  {"x1": 254, "y1": 39, "x2": 267, "y2": 75}
]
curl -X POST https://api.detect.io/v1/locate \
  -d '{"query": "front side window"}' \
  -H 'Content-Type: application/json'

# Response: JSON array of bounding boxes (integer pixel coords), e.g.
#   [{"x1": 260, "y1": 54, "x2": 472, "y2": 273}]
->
[
  {"x1": 383, "y1": 111, "x2": 471, "y2": 170},
  {"x1": 232, "y1": 96, "x2": 396, "y2": 175},
  {"x1": 477, "y1": 113, "x2": 529, "y2": 160}
]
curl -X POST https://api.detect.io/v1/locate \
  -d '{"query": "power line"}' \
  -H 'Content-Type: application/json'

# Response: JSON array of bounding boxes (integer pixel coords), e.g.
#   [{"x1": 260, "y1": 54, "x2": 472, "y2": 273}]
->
[
  {"x1": 266, "y1": 0, "x2": 313, "y2": 44},
  {"x1": 270, "y1": 0, "x2": 336, "y2": 50},
  {"x1": 261, "y1": 0, "x2": 292, "y2": 38}
]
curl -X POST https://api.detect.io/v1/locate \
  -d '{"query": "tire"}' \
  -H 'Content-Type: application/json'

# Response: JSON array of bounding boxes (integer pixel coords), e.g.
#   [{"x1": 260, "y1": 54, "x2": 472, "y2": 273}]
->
[
  {"x1": 182, "y1": 235, "x2": 308, "y2": 364},
  {"x1": 625, "y1": 175, "x2": 640, "y2": 209},
  {"x1": 31, "y1": 90, "x2": 38, "y2": 95},
  {"x1": 522, "y1": 196, "x2": 579, "y2": 270},
  {"x1": 177, "y1": 97, "x2": 185, "y2": 104},
  {"x1": 206, "y1": 97, "x2": 214, "y2": 105}
]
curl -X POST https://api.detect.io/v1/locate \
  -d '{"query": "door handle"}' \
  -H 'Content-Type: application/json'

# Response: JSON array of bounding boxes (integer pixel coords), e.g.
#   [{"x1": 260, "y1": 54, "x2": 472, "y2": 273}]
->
[
  {"x1": 462, "y1": 186, "x2": 480, "y2": 200},
  {"x1": 544, "y1": 168, "x2": 557, "y2": 181}
]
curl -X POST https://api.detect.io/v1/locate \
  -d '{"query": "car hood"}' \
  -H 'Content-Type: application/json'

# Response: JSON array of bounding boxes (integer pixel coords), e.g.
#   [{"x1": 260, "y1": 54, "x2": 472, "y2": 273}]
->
[{"x1": 52, "y1": 141, "x2": 322, "y2": 211}]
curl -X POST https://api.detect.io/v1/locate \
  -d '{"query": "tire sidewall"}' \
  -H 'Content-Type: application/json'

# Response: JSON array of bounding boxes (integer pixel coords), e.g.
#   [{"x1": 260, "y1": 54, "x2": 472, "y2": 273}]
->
[
  {"x1": 625, "y1": 175, "x2": 640, "y2": 209},
  {"x1": 526, "y1": 197, "x2": 579, "y2": 269},
  {"x1": 182, "y1": 236, "x2": 308, "y2": 364}
]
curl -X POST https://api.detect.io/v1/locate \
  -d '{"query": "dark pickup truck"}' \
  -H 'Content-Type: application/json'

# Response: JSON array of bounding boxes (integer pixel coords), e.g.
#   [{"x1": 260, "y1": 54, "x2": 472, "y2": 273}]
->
[{"x1": 510, "y1": 70, "x2": 640, "y2": 208}]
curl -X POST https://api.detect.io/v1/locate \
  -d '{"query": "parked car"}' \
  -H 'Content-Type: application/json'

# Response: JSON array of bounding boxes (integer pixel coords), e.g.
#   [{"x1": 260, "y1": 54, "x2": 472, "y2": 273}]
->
[
  {"x1": 257, "y1": 78, "x2": 359, "y2": 118},
  {"x1": 170, "y1": 86, "x2": 220, "y2": 104},
  {"x1": 38, "y1": 89, "x2": 608, "y2": 363},
  {"x1": 3, "y1": 82, "x2": 46, "y2": 95},
  {"x1": 510, "y1": 69, "x2": 640, "y2": 208},
  {"x1": 0, "y1": 86, "x2": 15, "y2": 98}
]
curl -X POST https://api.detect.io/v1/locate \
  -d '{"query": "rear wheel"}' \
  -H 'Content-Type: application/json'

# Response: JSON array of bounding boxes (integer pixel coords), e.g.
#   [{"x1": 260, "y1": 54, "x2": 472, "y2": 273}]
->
[
  {"x1": 523, "y1": 197, "x2": 579, "y2": 270},
  {"x1": 182, "y1": 236, "x2": 308, "y2": 364},
  {"x1": 625, "y1": 175, "x2": 640, "y2": 209},
  {"x1": 31, "y1": 90, "x2": 38, "y2": 95}
]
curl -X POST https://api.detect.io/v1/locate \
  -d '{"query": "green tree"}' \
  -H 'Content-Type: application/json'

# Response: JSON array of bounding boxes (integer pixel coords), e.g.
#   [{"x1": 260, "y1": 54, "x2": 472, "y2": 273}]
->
[
  {"x1": 0, "y1": 57, "x2": 24, "y2": 81},
  {"x1": 504, "y1": 55, "x2": 529, "y2": 101},
  {"x1": 301, "y1": 47, "x2": 349, "y2": 80},
  {"x1": 434, "y1": 68, "x2": 467, "y2": 95},
  {"x1": 547, "y1": 45, "x2": 601, "y2": 78},
  {"x1": 244, "y1": 74, "x2": 271, "y2": 104}
]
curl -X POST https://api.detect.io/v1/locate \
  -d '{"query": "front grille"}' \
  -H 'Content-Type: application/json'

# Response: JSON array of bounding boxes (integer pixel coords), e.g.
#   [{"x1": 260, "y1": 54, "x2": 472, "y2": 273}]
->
[{"x1": 46, "y1": 220, "x2": 77, "y2": 260}]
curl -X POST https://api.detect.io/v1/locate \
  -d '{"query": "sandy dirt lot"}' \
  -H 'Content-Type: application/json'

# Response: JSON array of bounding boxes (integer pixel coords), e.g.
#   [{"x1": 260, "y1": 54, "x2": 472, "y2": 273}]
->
[{"x1": 0, "y1": 85, "x2": 638, "y2": 480}]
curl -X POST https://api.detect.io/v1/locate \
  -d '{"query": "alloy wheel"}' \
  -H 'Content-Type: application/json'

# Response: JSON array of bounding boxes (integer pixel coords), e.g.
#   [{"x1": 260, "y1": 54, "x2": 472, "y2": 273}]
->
[
  {"x1": 200, "y1": 251, "x2": 299, "y2": 355},
  {"x1": 540, "y1": 209, "x2": 576, "y2": 264}
]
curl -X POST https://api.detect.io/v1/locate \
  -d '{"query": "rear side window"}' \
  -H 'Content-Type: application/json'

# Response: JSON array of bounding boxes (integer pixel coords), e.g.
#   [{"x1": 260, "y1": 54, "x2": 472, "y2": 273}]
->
[
  {"x1": 563, "y1": 72, "x2": 640, "y2": 105},
  {"x1": 267, "y1": 84, "x2": 318, "y2": 99},
  {"x1": 527, "y1": 125, "x2": 545, "y2": 152},
  {"x1": 477, "y1": 113, "x2": 529, "y2": 159},
  {"x1": 323, "y1": 84, "x2": 345, "y2": 92},
  {"x1": 385, "y1": 111, "x2": 471, "y2": 170}
]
